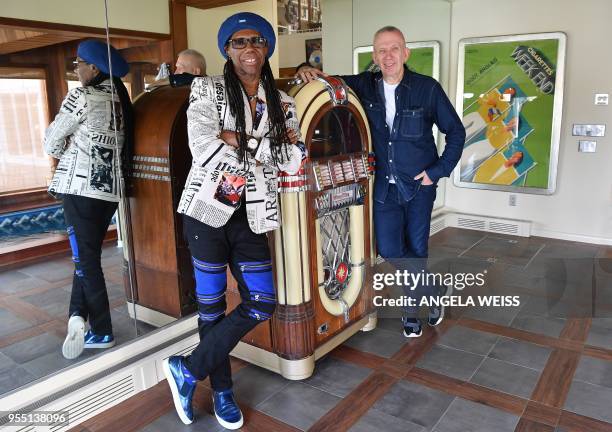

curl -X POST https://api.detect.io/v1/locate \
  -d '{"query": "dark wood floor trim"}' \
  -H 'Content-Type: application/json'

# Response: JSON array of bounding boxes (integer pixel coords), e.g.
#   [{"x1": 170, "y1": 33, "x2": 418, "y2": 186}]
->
[
  {"x1": 240, "y1": 405, "x2": 303, "y2": 432},
  {"x1": 558, "y1": 411, "x2": 612, "y2": 432},
  {"x1": 0, "y1": 322, "x2": 46, "y2": 349},
  {"x1": 405, "y1": 367, "x2": 526, "y2": 416},
  {"x1": 457, "y1": 317, "x2": 583, "y2": 352},
  {"x1": 522, "y1": 401, "x2": 562, "y2": 427},
  {"x1": 0, "y1": 276, "x2": 73, "y2": 299},
  {"x1": 530, "y1": 349, "x2": 581, "y2": 408},
  {"x1": 71, "y1": 382, "x2": 172, "y2": 432},
  {"x1": 514, "y1": 418, "x2": 556, "y2": 432},
  {"x1": 307, "y1": 372, "x2": 397, "y2": 432},
  {"x1": 0, "y1": 296, "x2": 56, "y2": 325},
  {"x1": 559, "y1": 318, "x2": 591, "y2": 342},
  {"x1": 390, "y1": 319, "x2": 454, "y2": 365},
  {"x1": 583, "y1": 344, "x2": 612, "y2": 362}
]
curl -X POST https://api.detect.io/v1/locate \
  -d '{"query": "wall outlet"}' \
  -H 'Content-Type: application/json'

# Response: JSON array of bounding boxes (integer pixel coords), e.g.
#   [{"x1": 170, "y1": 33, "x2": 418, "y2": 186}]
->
[{"x1": 509, "y1": 194, "x2": 517, "y2": 206}]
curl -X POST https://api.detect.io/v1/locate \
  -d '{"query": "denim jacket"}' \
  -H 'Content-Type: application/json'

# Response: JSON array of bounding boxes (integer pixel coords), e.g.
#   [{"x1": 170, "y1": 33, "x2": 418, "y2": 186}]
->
[{"x1": 342, "y1": 67, "x2": 465, "y2": 203}]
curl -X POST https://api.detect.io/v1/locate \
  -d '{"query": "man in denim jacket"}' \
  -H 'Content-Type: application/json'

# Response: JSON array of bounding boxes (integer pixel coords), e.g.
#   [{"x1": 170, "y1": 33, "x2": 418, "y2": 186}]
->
[{"x1": 298, "y1": 26, "x2": 465, "y2": 336}]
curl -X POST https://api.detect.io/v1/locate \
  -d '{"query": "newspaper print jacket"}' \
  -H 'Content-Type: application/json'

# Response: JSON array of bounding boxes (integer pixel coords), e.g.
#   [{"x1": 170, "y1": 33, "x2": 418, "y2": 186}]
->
[
  {"x1": 44, "y1": 79, "x2": 124, "y2": 202},
  {"x1": 177, "y1": 75, "x2": 306, "y2": 234}
]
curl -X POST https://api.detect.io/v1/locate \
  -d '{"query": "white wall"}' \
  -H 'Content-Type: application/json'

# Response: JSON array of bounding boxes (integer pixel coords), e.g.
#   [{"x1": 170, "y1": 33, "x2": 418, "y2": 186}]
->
[
  {"x1": 0, "y1": 0, "x2": 169, "y2": 34},
  {"x1": 321, "y1": 0, "x2": 353, "y2": 75},
  {"x1": 446, "y1": 0, "x2": 612, "y2": 244},
  {"x1": 278, "y1": 31, "x2": 322, "y2": 69},
  {"x1": 186, "y1": 0, "x2": 279, "y2": 77},
  {"x1": 351, "y1": 0, "x2": 451, "y2": 89}
]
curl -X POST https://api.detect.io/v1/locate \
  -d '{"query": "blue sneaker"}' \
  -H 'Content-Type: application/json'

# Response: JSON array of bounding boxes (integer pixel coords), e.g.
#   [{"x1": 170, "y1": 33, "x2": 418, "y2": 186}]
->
[
  {"x1": 402, "y1": 318, "x2": 423, "y2": 338},
  {"x1": 212, "y1": 389, "x2": 243, "y2": 430},
  {"x1": 428, "y1": 284, "x2": 452, "y2": 327},
  {"x1": 83, "y1": 330, "x2": 115, "y2": 349},
  {"x1": 163, "y1": 356, "x2": 195, "y2": 425}
]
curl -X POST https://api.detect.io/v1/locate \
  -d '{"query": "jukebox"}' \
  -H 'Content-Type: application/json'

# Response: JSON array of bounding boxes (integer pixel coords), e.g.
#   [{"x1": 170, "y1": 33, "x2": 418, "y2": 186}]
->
[{"x1": 126, "y1": 76, "x2": 376, "y2": 379}]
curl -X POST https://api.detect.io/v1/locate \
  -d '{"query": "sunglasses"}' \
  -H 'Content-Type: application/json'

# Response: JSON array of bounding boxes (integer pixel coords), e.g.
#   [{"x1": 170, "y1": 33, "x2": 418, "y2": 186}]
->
[
  {"x1": 72, "y1": 60, "x2": 89, "y2": 67},
  {"x1": 226, "y1": 36, "x2": 268, "y2": 49}
]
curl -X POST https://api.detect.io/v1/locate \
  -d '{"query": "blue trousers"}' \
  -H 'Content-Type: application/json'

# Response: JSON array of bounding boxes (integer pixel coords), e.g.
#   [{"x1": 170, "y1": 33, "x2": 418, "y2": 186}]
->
[
  {"x1": 374, "y1": 183, "x2": 438, "y2": 317},
  {"x1": 181, "y1": 204, "x2": 276, "y2": 390}
]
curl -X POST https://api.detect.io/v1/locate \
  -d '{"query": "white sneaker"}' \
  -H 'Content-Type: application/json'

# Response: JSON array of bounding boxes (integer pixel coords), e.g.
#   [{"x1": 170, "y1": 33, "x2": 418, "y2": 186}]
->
[{"x1": 62, "y1": 315, "x2": 85, "y2": 359}]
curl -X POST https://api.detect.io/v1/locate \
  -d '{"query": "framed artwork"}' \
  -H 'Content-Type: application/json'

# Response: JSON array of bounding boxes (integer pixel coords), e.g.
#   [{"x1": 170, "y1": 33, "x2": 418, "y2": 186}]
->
[
  {"x1": 353, "y1": 41, "x2": 440, "y2": 80},
  {"x1": 306, "y1": 38, "x2": 323, "y2": 70},
  {"x1": 454, "y1": 33, "x2": 566, "y2": 194}
]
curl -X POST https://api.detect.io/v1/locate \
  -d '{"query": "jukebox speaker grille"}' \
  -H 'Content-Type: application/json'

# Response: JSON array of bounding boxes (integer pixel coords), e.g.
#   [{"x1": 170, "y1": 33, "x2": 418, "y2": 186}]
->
[{"x1": 319, "y1": 208, "x2": 352, "y2": 300}]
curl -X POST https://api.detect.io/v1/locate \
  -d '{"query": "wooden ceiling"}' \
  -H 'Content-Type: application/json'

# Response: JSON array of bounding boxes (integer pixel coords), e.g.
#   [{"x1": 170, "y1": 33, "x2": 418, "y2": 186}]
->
[
  {"x1": 0, "y1": 17, "x2": 169, "y2": 56},
  {"x1": 175, "y1": 0, "x2": 254, "y2": 10},
  {"x1": 0, "y1": 28, "x2": 81, "y2": 55}
]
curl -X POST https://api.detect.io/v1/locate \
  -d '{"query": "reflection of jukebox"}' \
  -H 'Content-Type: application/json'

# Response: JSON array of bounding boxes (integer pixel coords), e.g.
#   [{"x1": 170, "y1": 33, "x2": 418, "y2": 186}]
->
[
  {"x1": 229, "y1": 77, "x2": 377, "y2": 379},
  {"x1": 127, "y1": 78, "x2": 376, "y2": 379}
]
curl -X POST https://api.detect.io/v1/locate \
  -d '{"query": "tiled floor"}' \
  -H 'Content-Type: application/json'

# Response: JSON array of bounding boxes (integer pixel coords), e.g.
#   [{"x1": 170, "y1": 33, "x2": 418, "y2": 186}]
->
[
  {"x1": 0, "y1": 244, "x2": 156, "y2": 394},
  {"x1": 15, "y1": 228, "x2": 612, "y2": 432}
]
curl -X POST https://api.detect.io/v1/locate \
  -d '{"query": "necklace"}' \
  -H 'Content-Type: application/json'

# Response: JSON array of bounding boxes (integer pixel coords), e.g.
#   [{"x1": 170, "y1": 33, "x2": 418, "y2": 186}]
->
[{"x1": 247, "y1": 93, "x2": 258, "y2": 102}]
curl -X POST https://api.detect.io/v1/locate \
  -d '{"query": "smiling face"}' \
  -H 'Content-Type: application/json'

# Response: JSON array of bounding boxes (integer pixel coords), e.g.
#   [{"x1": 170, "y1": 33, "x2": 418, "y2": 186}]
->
[
  {"x1": 225, "y1": 29, "x2": 268, "y2": 81},
  {"x1": 372, "y1": 29, "x2": 410, "y2": 84}
]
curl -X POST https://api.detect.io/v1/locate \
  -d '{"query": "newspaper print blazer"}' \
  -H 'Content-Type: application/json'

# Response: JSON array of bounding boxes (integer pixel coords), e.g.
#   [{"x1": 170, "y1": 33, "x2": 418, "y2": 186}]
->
[
  {"x1": 177, "y1": 75, "x2": 306, "y2": 234},
  {"x1": 44, "y1": 79, "x2": 124, "y2": 202}
]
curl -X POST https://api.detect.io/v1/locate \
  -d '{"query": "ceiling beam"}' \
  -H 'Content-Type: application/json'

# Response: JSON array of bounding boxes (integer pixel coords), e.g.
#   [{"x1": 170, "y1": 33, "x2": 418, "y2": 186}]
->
[{"x1": 174, "y1": 0, "x2": 254, "y2": 11}]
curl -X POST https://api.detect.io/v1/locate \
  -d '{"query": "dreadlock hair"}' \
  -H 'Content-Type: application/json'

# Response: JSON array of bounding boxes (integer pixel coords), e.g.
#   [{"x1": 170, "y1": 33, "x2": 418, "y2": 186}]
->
[
  {"x1": 223, "y1": 57, "x2": 289, "y2": 167},
  {"x1": 89, "y1": 72, "x2": 134, "y2": 188}
]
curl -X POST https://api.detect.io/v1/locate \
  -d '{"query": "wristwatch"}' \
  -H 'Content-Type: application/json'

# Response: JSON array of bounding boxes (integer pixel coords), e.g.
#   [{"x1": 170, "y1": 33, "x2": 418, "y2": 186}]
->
[{"x1": 247, "y1": 136, "x2": 261, "y2": 157}]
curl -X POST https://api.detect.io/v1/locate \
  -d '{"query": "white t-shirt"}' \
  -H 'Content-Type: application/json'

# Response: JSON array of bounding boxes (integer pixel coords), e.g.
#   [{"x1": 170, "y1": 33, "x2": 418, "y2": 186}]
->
[
  {"x1": 383, "y1": 81, "x2": 398, "y2": 183},
  {"x1": 383, "y1": 81, "x2": 398, "y2": 131}
]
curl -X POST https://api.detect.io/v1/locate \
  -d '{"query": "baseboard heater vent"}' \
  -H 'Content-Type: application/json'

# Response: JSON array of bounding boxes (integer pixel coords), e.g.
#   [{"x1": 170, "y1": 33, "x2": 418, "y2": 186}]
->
[
  {"x1": 173, "y1": 342, "x2": 199, "y2": 358},
  {"x1": 49, "y1": 375, "x2": 136, "y2": 432},
  {"x1": 448, "y1": 213, "x2": 530, "y2": 237},
  {"x1": 430, "y1": 216, "x2": 446, "y2": 236},
  {"x1": 19, "y1": 375, "x2": 137, "y2": 432}
]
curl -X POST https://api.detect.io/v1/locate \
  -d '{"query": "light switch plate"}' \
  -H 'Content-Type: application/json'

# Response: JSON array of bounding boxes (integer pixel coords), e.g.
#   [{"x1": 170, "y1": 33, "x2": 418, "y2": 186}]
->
[
  {"x1": 578, "y1": 140, "x2": 597, "y2": 153},
  {"x1": 595, "y1": 94, "x2": 609, "y2": 105},
  {"x1": 572, "y1": 124, "x2": 606, "y2": 137}
]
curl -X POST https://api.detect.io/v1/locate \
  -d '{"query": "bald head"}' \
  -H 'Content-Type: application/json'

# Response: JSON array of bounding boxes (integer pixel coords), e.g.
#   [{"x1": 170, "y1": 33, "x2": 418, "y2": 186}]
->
[
  {"x1": 373, "y1": 26, "x2": 406, "y2": 45},
  {"x1": 175, "y1": 49, "x2": 207, "y2": 76}
]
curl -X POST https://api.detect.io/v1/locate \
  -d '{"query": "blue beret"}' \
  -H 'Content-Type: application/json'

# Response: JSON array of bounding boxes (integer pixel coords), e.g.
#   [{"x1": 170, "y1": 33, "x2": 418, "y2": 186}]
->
[
  {"x1": 77, "y1": 40, "x2": 129, "y2": 78},
  {"x1": 217, "y1": 12, "x2": 276, "y2": 59}
]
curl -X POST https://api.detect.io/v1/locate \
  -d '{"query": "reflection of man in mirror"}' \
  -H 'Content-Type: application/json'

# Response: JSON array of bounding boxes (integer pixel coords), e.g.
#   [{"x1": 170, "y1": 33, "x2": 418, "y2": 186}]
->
[
  {"x1": 163, "y1": 12, "x2": 305, "y2": 430},
  {"x1": 43, "y1": 39, "x2": 133, "y2": 360},
  {"x1": 175, "y1": 49, "x2": 207, "y2": 76},
  {"x1": 150, "y1": 49, "x2": 207, "y2": 89},
  {"x1": 298, "y1": 26, "x2": 465, "y2": 338}
]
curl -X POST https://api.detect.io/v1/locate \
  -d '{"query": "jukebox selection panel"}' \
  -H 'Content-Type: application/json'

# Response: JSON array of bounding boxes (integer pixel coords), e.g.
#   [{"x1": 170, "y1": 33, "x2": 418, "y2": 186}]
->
[{"x1": 311, "y1": 153, "x2": 370, "y2": 216}]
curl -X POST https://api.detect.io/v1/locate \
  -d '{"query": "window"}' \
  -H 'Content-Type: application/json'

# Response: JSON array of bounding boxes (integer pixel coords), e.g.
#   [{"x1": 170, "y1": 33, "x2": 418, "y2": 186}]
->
[
  {"x1": 310, "y1": 107, "x2": 363, "y2": 158},
  {"x1": 0, "y1": 70, "x2": 51, "y2": 194}
]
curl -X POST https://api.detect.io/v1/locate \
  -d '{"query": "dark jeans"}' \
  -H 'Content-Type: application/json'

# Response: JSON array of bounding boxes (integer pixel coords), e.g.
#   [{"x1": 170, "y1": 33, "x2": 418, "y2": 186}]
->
[
  {"x1": 374, "y1": 183, "x2": 438, "y2": 318},
  {"x1": 62, "y1": 194, "x2": 118, "y2": 335},
  {"x1": 182, "y1": 205, "x2": 276, "y2": 390}
]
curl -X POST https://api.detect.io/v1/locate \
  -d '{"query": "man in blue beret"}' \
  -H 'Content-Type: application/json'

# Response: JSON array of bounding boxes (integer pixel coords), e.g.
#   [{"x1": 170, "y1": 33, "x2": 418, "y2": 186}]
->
[
  {"x1": 44, "y1": 39, "x2": 133, "y2": 360},
  {"x1": 162, "y1": 12, "x2": 306, "y2": 429}
]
